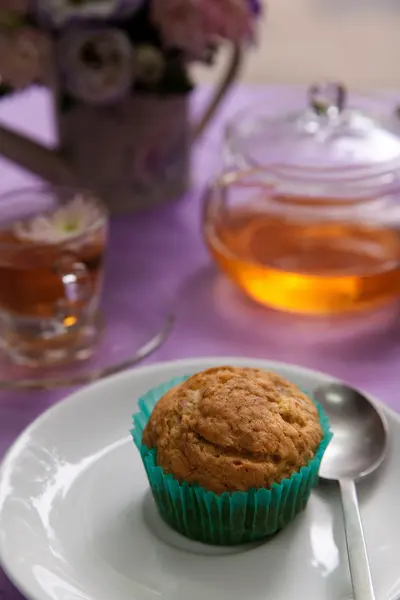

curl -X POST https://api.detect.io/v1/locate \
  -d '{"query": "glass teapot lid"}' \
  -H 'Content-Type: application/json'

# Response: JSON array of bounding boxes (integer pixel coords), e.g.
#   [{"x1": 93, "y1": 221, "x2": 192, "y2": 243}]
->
[{"x1": 226, "y1": 82, "x2": 400, "y2": 173}]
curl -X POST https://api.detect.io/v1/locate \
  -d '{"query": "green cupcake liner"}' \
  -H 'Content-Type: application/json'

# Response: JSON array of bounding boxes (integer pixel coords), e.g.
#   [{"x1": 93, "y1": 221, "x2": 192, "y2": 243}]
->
[{"x1": 132, "y1": 375, "x2": 332, "y2": 546}]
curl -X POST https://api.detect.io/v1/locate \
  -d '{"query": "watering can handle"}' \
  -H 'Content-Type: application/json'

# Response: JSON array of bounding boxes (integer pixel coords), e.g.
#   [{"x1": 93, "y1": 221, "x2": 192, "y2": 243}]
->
[{"x1": 192, "y1": 43, "x2": 243, "y2": 141}]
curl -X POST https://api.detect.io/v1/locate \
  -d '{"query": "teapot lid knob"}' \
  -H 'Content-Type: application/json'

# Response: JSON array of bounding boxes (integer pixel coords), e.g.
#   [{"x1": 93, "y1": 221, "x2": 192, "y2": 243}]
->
[{"x1": 308, "y1": 81, "x2": 347, "y2": 117}]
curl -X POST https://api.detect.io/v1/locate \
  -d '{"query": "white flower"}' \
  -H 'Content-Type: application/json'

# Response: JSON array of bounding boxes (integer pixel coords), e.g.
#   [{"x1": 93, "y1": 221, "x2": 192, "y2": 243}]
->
[
  {"x1": 36, "y1": 0, "x2": 145, "y2": 26},
  {"x1": 59, "y1": 27, "x2": 134, "y2": 105},
  {"x1": 14, "y1": 194, "x2": 105, "y2": 245}
]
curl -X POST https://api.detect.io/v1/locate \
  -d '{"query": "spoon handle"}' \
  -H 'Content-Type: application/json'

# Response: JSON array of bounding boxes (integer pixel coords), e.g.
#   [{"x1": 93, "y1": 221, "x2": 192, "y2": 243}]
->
[{"x1": 339, "y1": 479, "x2": 375, "y2": 600}]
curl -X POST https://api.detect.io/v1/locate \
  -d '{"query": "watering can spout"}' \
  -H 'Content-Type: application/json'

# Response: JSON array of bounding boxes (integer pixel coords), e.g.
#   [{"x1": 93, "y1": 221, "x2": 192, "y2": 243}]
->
[{"x1": 0, "y1": 123, "x2": 74, "y2": 186}]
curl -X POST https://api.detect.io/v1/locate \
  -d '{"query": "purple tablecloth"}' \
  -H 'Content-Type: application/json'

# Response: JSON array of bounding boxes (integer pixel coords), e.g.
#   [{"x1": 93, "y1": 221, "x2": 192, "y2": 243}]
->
[{"x1": 1, "y1": 84, "x2": 400, "y2": 599}]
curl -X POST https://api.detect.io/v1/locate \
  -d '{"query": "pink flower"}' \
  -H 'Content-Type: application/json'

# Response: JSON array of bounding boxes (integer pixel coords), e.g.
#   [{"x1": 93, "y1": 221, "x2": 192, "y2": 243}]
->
[
  {"x1": 0, "y1": 0, "x2": 29, "y2": 14},
  {"x1": 151, "y1": 0, "x2": 254, "y2": 57},
  {"x1": 0, "y1": 28, "x2": 53, "y2": 90},
  {"x1": 202, "y1": 0, "x2": 254, "y2": 42},
  {"x1": 151, "y1": 0, "x2": 206, "y2": 57}
]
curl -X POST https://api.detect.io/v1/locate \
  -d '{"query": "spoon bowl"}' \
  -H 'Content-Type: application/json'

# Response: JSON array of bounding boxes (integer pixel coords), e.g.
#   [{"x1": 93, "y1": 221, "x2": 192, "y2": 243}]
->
[
  {"x1": 315, "y1": 383, "x2": 388, "y2": 481},
  {"x1": 314, "y1": 382, "x2": 389, "y2": 600}
]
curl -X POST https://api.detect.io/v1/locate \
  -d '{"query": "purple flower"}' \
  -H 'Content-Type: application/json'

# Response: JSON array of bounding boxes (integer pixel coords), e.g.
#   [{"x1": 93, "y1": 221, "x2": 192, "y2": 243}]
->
[{"x1": 248, "y1": 0, "x2": 263, "y2": 16}]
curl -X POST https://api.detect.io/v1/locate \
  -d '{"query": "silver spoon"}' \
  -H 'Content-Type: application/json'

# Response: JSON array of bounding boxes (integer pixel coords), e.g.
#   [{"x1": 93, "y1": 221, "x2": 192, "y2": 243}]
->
[{"x1": 314, "y1": 383, "x2": 388, "y2": 600}]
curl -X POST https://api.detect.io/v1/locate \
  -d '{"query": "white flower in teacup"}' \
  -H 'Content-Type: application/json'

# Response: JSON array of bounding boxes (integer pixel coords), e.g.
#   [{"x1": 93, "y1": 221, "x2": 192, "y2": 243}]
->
[
  {"x1": 14, "y1": 194, "x2": 104, "y2": 245},
  {"x1": 59, "y1": 27, "x2": 135, "y2": 105},
  {"x1": 36, "y1": 0, "x2": 145, "y2": 26}
]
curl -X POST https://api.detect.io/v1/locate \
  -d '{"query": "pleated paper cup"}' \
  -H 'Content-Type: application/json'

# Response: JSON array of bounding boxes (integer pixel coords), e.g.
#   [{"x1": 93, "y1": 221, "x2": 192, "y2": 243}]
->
[{"x1": 132, "y1": 376, "x2": 332, "y2": 546}]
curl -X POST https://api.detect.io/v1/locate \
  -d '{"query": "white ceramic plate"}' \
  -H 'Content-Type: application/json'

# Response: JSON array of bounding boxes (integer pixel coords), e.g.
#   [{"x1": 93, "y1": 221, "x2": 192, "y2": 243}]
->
[{"x1": 0, "y1": 357, "x2": 399, "y2": 600}]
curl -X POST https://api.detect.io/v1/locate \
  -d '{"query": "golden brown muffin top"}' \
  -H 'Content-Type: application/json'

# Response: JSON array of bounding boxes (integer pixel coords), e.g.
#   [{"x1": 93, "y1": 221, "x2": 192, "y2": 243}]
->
[{"x1": 142, "y1": 366, "x2": 323, "y2": 494}]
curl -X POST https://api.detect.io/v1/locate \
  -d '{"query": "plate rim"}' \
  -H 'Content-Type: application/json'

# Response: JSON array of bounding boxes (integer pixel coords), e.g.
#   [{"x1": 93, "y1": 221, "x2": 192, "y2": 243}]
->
[{"x1": 1, "y1": 356, "x2": 399, "y2": 600}]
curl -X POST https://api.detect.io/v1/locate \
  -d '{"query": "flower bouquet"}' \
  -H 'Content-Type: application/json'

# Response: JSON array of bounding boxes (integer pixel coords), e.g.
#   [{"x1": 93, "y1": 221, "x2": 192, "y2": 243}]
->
[
  {"x1": 0, "y1": 0, "x2": 262, "y2": 213},
  {"x1": 0, "y1": 0, "x2": 262, "y2": 104}
]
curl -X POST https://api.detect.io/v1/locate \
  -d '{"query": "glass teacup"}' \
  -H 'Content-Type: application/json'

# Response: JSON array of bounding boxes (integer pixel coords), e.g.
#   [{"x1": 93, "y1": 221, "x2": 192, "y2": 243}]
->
[{"x1": 0, "y1": 186, "x2": 108, "y2": 366}]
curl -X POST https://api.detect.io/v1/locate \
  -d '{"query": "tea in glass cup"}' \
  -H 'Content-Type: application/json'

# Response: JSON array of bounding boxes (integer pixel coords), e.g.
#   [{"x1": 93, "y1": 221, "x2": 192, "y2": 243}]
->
[{"x1": 0, "y1": 187, "x2": 108, "y2": 366}]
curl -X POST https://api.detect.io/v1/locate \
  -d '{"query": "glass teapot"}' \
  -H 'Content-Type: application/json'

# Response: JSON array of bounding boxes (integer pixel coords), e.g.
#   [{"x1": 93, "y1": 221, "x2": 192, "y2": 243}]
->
[
  {"x1": 224, "y1": 81, "x2": 400, "y2": 172},
  {"x1": 204, "y1": 83, "x2": 400, "y2": 315}
]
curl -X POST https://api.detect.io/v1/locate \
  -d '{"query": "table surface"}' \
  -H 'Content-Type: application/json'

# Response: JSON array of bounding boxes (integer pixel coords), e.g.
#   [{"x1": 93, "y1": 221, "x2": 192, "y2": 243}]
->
[{"x1": 1, "y1": 84, "x2": 400, "y2": 600}]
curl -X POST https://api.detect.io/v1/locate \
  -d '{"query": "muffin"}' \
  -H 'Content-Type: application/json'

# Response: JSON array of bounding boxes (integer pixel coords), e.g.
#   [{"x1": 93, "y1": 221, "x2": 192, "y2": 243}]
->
[{"x1": 132, "y1": 366, "x2": 331, "y2": 545}]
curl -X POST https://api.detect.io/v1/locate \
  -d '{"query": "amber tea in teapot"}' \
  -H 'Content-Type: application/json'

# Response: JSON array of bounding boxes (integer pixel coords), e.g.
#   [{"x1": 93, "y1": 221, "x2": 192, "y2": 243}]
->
[{"x1": 203, "y1": 169, "x2": 400, "y2": 315}]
